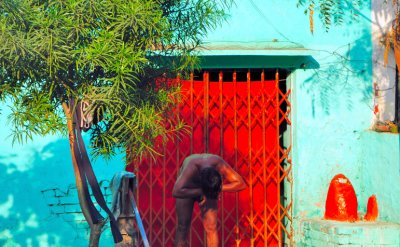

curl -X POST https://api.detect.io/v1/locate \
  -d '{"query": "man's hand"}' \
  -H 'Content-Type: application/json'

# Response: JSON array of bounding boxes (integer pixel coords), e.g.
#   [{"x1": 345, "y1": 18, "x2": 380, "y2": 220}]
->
[{"x1": 198, "y1": 195, "x2": 207, "y2": 207}]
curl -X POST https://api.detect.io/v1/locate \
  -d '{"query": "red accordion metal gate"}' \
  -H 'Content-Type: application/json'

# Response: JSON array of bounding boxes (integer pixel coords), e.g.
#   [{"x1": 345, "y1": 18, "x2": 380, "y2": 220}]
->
[{"x1": 128, "y1": 69, "x2": 293, "y2": 246}]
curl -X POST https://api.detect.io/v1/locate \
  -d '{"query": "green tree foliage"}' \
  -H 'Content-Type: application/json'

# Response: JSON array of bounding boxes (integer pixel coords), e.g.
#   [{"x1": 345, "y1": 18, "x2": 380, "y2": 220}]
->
[
  {"x1": 0, "y1": 0, "x2": 231, "y2": 161},
  {"x1": 297, "y1": 0, "x2": 366, "y2": 32}
]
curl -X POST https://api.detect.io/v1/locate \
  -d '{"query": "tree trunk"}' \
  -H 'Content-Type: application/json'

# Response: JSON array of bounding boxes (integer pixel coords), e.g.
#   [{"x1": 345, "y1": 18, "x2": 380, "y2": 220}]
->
[{"x1": 62, "y1": 102, "x2": 106, "y2": 246}]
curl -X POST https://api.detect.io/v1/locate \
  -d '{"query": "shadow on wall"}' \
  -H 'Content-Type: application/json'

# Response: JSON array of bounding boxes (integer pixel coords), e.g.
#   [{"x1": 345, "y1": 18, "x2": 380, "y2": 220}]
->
[
  {"x1": 0, "y1": 138, "x2": 118, "y2": 246},
  {"x1": 301, "y1": 28, "x2": 373, "y2": 116}
]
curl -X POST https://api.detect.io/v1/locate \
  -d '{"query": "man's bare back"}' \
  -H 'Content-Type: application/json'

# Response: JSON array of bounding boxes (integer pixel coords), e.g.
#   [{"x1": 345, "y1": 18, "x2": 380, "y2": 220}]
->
[{"x1": 172, "y1": 153, "x2": 246, "y2": 247}]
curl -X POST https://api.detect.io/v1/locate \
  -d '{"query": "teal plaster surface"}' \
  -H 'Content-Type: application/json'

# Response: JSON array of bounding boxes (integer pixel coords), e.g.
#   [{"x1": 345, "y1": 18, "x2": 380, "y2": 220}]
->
[
  {"x1": 0, "y1": 103, "x2": 125, "y2": 246},
  {"x1": 299, "y1": 219, "x2": 400, "y2": 246},
  {"x1": 356, "y1": 132, "x2": 400, "y2": 223}
]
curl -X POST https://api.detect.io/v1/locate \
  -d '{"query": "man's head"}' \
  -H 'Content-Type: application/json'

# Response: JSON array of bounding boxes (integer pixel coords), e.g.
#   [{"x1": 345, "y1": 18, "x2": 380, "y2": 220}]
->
[{"x1": 200, "y1": 167, "x2": 222, "y2": 199}]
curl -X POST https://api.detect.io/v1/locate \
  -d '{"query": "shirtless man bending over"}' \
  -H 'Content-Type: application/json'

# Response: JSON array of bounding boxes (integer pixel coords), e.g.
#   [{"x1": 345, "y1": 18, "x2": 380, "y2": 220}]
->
[{"x1": 172, "y1": 153, "x2": 246, "y2": 247}]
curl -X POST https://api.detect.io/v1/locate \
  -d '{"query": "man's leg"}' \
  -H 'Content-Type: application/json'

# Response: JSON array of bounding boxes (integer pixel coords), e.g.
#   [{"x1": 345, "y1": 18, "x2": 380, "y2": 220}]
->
[
  {"x1": 200, "y1": 199, "x2": 218, "y2": 247},
  {"x1": 175, "y1": 198, "x2": 195, "y2": 247}
]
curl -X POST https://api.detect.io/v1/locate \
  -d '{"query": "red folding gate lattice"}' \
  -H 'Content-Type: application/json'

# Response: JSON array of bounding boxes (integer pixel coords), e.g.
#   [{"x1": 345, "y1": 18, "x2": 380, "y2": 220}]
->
[{"x1": 128, "y1": 70, "x2": 293, "y2": 246}]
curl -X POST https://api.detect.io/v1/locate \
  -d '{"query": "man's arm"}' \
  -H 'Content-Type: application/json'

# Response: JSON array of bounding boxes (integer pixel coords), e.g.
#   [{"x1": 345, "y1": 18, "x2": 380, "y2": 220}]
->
[
  {"x1": 217, "y1": 159, "x2": 246, "y2": 192},
  {"x1": 172, "y1": 164, "x2": 202, "y2": 199}
]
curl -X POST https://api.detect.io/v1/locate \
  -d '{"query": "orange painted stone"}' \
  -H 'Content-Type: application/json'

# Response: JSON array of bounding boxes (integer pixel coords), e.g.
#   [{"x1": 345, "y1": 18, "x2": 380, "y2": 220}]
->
[
  {"x1": 364, "y1": 195, "x2": 378, "y2": 221},
  {"x1": 324, "y1": 174, "x2": 358, "y2": 222}
]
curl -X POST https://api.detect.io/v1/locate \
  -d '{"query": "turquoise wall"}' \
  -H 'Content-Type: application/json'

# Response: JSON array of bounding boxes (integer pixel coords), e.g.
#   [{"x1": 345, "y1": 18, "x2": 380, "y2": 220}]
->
[{"x1": 0, "y1": 104, "x2": 125, "y2": 246}]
